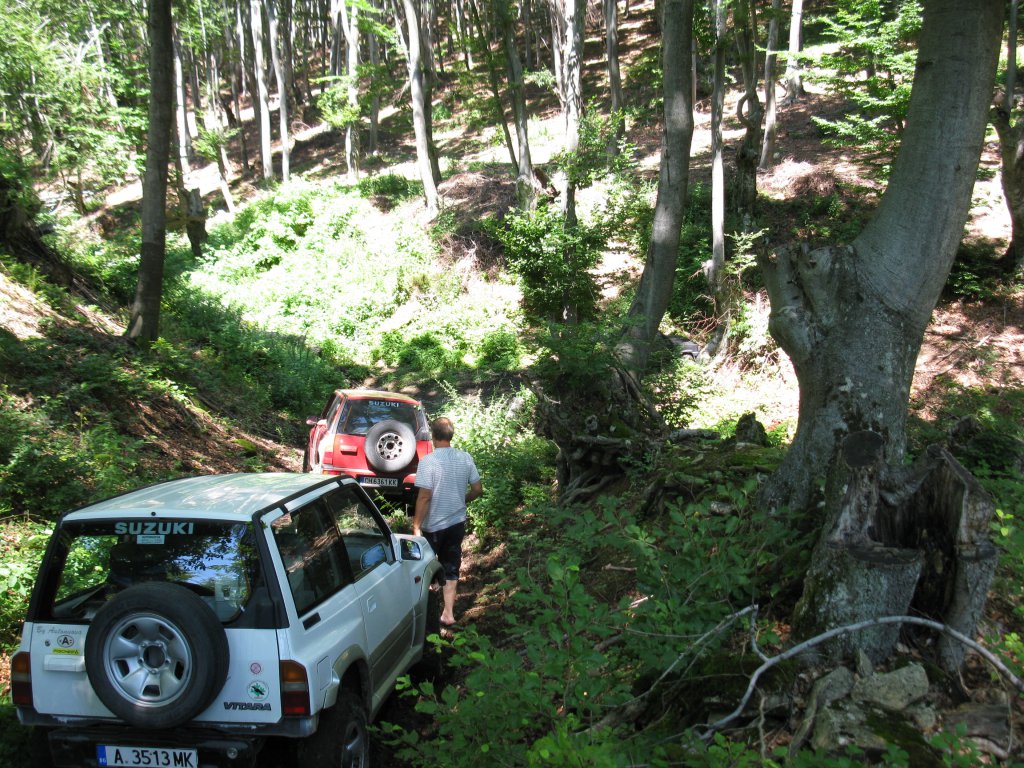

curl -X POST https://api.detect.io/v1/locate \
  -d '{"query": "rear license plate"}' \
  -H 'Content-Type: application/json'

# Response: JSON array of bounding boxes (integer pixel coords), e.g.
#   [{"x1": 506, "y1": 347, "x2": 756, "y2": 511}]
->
[
  {"x1": 360, "y1": 476, "x2": 399, "y2": 487},
  {"x1": 97, "y1": 745, "x2": 198, "y2": 767}
]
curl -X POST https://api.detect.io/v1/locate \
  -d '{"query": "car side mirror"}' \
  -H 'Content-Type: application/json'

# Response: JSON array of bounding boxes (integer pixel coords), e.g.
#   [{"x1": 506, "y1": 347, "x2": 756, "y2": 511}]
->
[
  {"x1": 401, "y1": 539, "x2": 423, "y2": 561},
  {"x1": 306, "y1": 416, "x2": 322, "y2": 427}
]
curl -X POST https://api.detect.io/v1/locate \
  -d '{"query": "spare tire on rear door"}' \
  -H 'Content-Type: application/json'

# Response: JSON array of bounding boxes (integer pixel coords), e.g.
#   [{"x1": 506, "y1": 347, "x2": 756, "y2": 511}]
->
[
  {"x1": 85, "y1": 581, "x2": 229, "y2": 729},
  {"x1": 365, "y1": 419, "x2": 417, "y2": 473}
]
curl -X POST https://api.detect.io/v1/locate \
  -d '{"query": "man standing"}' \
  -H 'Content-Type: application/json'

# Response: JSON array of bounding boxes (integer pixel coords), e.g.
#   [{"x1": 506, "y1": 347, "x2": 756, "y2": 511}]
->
[{"x1": 413, "y1": 417, "x2": 483, "y2": 628}]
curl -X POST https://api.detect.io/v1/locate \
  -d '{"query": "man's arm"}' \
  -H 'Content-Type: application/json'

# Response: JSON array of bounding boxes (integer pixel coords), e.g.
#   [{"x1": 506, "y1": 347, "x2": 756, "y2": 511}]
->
[
  {"x1": 466, "y1": 480, "x2": 483, "y2": 504},
  {"x1": 413, "y1": 487, "x2": 431, "y2": 536}
]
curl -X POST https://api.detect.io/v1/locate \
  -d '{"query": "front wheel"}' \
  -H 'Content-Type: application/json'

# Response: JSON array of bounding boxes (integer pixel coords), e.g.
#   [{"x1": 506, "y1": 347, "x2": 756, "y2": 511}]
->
[{"x1": 300, "y1": 690, "x2": 370, "y2": 768}]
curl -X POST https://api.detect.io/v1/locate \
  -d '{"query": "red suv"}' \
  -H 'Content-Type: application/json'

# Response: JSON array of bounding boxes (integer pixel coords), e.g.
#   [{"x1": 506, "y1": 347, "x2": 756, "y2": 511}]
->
[{"x1": 304, "y1": 389, "x2": 433, "y2": 507}]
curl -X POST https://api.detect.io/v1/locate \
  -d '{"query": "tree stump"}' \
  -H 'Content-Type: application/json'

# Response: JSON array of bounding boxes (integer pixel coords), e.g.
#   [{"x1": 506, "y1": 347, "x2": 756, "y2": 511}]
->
[{"x1": 793, "y1": 433, "x2": 997, "y2": 670}]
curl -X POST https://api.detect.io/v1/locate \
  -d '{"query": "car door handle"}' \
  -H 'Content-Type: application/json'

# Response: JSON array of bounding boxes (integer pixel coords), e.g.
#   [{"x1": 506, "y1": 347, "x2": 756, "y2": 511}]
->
[{"x1": 365, "y1": 596, "x2": 377, "y2": 613}]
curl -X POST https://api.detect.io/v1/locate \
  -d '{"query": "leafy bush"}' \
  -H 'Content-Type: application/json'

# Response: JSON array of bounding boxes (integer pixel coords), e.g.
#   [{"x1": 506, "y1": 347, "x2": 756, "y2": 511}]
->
[
  {"x1": 355, "y1": 173, "x2": 422, "y2": 204},
  {"x1": 488, "y1": 204, "x2": 604, "y2": 325},
  {"x1": 476, "y1": 328, "x2": 522, "y2": 371}
]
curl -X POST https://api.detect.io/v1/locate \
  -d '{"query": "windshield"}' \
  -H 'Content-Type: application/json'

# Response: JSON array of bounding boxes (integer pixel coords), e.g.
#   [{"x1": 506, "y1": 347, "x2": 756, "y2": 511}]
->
[
  {"x1": 41, "y1": 519, "x2": 260, "y2": 625},
  {"x1": 340, "y1": 399, "x2": 427, "y2": 438}
]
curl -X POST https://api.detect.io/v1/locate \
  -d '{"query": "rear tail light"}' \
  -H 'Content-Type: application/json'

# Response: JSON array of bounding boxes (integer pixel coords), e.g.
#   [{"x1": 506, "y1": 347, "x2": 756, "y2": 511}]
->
[
  {"x1": 11, "y1": 651, "x2": 32, "y2": 707},
  {"x1": 279, "y1": 660, "x2": 310, "y2": 716}
]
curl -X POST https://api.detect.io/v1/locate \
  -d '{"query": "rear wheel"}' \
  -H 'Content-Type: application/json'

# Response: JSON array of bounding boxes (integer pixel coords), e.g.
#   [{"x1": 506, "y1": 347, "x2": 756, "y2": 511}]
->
[{"x1": 300, "y1": 690, "x2": 370, "y2": 768}]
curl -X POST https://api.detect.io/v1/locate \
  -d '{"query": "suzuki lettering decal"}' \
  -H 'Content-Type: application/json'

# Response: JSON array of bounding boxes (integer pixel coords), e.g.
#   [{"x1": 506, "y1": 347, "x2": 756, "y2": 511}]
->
[{"x1": 113, "y1": 522, "x2": 195, "y2": 535}]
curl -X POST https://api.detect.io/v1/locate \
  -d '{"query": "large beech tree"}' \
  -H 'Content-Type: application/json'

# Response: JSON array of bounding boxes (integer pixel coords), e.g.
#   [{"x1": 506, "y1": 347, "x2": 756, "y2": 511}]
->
[{"x1": 760, "y1": 0, "x2": 1004, "y2": 660}]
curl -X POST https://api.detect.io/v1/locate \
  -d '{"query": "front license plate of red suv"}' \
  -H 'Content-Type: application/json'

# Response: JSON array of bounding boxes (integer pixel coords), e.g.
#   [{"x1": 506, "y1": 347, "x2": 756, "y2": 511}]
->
[
  {"x1": 361, "y1": 477, "x2": 399, "y2": 487},
  {"x1": 97, "y1": 744, "x2": 198, "y2": 767}
]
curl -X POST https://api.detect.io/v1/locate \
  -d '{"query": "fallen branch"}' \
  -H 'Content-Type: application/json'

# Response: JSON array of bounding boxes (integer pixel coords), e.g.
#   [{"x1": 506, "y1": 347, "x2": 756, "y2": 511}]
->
[{"x1": 699, "y1": 612, "x2": 1024, "y2": 741}]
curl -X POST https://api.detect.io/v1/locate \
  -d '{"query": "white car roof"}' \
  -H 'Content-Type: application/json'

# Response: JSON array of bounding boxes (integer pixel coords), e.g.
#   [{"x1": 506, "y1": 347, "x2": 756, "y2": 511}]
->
[{"x1": 64, "y1": 473, "x2": 346, "y2": 522}]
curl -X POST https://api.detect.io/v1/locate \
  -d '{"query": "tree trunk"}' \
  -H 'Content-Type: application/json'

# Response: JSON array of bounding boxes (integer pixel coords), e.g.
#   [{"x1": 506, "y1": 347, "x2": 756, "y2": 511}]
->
[
  {"x1": 265, "y1": 0, "x2": 290, "y2": 181},
  {"x1": 368, "y1": 1, "x2": 382, "y2": 154},
  {"x1": 991, "y1": 111, "x2": 1024, "y2": 270},
  {"x1": 604, "y1": 0, "x2": 624, "y2": 155},
  {"x1": 250, "y1": 0, "x2": 274, "y2": 181},
  {"x1": 793, "y1": 434, "x2": 998, "y2": 671},
  {"x1": 758, "y1": 0, "x2": 1003, "y2": 515},
  {"x1": 761, "y1": 0, "x2": 1004, "y2": 665},
  {"x1": 172, "y1": 31, "x2": 193, "y2": 179},
  {"x1": 783, "y1": 0, "x2": 805, "y2": 103},
  {"x1": 705, "y1": 0, "x2": 727, "y2": 295},
  {"x1": 559, "y1": 0, "x2": 585, "y2": 324},
  {"x1": 230, "y1": 0, "x2": 251, "y2": 173},
  {"x1": 494, "y1": 1, "x2": 539, "y2": 208},
  {"x1": 759, "y1": 0, "x2": 782, "y2": 170},
  {"x1": 340, "y1": 0, "x2": 360, "y2": 180},
  {"x1": 402, "y1": 0, "x2": 440, "y2": 216},
  {"x1": 617, "y1": 0, "x2": 694, "y2": 374},
  {"x1": 468, "y1": 0, "x2": 520, "y2": 171},
  {"x1": 732, "y1": 0, "x2": 761, "y2": 215},
  {"x1": 127, "y1": 0, "x2": 174, "y2": 344},
  {"x1": 993, "y1": 0, "x2": 1024, "y2": 271}
]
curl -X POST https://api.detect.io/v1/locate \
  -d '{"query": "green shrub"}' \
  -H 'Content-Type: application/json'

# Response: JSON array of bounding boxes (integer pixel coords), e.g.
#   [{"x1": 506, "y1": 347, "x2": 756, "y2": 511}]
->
[
  {"x1": 355, "y1": 173, "x2": 422, "y2": 203},
  {"x1": 488, "y1": 204, "x2": 604, "y2": 325},
  {"x1": 476, "y1": 329, "x2": 522, "y2": 371}
]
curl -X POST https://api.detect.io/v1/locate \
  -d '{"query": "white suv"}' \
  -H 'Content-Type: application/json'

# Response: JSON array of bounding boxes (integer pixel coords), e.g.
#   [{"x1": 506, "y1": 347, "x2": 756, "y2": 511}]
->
[{"x1": 11, "y1": 473, "x2": 442, "y2": 767}]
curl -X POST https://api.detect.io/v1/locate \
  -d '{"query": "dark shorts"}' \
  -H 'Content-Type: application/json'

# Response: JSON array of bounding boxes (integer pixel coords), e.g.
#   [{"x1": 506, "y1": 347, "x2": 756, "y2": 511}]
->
[{"x1": 423, "y1": 521, "x2": 465, "y2": 582}]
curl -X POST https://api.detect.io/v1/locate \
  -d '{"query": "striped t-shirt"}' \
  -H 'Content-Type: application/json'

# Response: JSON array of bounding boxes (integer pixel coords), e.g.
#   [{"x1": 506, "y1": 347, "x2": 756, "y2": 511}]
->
[{"x1": 415, "y1": 447, "x2": 481, "y2": 532}]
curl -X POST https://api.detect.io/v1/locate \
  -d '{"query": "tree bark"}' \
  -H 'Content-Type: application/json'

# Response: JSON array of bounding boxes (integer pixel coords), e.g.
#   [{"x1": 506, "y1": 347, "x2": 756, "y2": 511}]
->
[
  {"x1": 760, "y1": 0, "x2": 1004, "y2": 665},
  {"x1": 993, "y1": 0, "x2": 1024, "y2": 271},
  {"x1": 759, "y1": 0, "x2": 782, "y2": 170},
  {"x1": 617, "y1": 0, "x2": 694, "y2": 374},
  {"x1": 783, "y1": 0, "x2": 805, "y2": 103},
  {"x1": 732, "y1": 0, "x2": 761, "y2": 214},
  {"x1": 127, "y1": 0, "x2": 174, "y2": 344},
  {"x1": 704, "y1": 0, "x2": 727, "y2": 297},
  {"x1": 402, "y1": 0, "x2": 440, "y2": 216},
  {"x1": 793, "y1": 435, "x2": 997, "y2": 670},
  {"x1": 604, "y1": 0, "x2": 624, "y2": 155},
  {"x1": 250, "y1": 0, "x2": 274, "y2": 181},
  {"x1": 339, "y1": 0, "x2": 359, "y2": 180},
  {"x1": 759, "y1": 0, "x2": 1003, "y2": 515},
  {"x1": 265, "y1": 0, "x2": 290, "y2": 181},
  {"x1": 494, "y1": 1, "x2": 539, "y2": 208}
]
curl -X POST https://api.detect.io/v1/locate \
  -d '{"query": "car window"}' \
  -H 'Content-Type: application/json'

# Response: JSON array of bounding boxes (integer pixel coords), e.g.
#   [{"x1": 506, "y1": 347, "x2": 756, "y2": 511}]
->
[
  {"x1": 272, "y1": 498, "x2": 352, "y2": 615},
  {"x1": 323, "y1": 487, "x2": 394, "y2": 580},
  {"x1": 340, "y1": 399, "x2": 422, "y2": 436},
  {"x1": 44, "y1": 520, "x2": 258, "y2": 624},
  {"x1": 318, "y1": 392, "x2": 339, "y2": 422}
]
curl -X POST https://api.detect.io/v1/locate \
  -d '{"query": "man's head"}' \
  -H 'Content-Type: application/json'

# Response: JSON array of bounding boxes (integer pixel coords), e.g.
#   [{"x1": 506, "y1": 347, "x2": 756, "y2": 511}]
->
[{"x1": 430, "y1": 417, "x2": 455, "y2": 443}]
